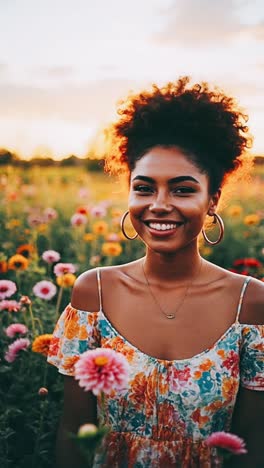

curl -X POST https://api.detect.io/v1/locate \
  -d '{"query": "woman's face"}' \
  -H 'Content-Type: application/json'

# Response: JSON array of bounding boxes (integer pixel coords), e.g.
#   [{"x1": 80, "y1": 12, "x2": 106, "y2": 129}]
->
[{"x1": 128, "y1": 146, "x2": 220, "y2": 254}]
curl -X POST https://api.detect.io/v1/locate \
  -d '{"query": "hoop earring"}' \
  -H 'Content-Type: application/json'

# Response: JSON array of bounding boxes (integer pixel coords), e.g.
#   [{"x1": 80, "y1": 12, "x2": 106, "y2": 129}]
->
[
  {"x1": 202, "y1": 213, "x2": 224, "y2": 246},
  {"x1": 121, "y1": 211, "x2": 138, "y2": 240}
]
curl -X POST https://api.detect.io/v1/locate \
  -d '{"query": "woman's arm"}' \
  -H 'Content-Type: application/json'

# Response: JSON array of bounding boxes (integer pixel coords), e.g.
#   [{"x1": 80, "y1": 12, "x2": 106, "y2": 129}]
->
[
  {"x1": 227, "y1": 278, "x2": 264, "y2": 467},
  {"x1": 228, "y1": 387, "x2": 264, "y2": 467},
  {"x1": 55, "y1": 376, "x2": 97, "y2": 468}
]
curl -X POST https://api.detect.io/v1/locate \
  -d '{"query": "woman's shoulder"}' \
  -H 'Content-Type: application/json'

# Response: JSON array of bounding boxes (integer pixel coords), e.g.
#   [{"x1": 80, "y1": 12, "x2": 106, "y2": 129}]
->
[
  {"x1": 71, "y1": 268, "x2": 99, "y2": 311},
  {"x1": 204, "y1": 261, "x2": 264, "y2": 324},
  {"x1": 71, "y1": 260, "x2": 143, "y2": 311},
  {"x1": 239, "y1": 275, "x2": 264, "y2": 325}
]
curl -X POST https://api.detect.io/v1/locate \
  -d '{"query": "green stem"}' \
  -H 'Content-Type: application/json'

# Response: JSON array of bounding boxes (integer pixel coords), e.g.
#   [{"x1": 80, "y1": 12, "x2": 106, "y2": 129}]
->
[
  {"x1": 28, "y1": 303, "x2": 36, "y2": 337},
  {"x1": 55, "y1": 285, "x2": 64, "y2": 320}
]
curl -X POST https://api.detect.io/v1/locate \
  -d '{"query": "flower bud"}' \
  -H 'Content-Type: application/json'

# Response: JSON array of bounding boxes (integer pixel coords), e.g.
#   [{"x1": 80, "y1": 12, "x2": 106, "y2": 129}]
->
[
  {"x1": 38, "y1": 387, "x2": 49, "y2": 397},
  {"x1": 20, "y1": 295, "x2": 32, "y2": 305},
  {"x1": 77, "y1": 423, "x2": 98, "y2": 438}
]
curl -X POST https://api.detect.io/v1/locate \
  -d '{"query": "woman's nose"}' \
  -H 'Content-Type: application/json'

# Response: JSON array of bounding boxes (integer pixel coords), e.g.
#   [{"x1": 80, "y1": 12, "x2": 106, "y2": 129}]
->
[{"x1": 149, "y1": 192, "x2": 173, "y2": 212}]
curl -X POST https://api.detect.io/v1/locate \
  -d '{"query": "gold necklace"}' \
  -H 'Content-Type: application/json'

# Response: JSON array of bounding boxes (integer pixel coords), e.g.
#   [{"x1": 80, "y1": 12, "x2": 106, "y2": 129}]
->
[{"x1": 142, "y1": 258, "x2": 203, "y2": 320}]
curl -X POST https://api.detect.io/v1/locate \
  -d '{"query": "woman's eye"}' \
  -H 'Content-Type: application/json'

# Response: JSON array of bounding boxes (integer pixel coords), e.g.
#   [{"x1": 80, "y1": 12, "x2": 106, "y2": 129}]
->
[
  {"x1": 173, "y1": 187, "x2": 195, "y2": 194},
  {"x1": 134, "y1": 185, "x2": 154, "y2": 193}
]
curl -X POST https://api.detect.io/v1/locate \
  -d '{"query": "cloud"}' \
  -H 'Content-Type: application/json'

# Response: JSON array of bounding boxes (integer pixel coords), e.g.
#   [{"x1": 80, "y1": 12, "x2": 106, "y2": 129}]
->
[
  {"x1": 0, "y1": 78, "x2": 141, "y2": 124},
  {"x1": 250, "y1": 20, "x2": 264, "y2": 40},
  {"x1": 34, "y1": 65, "x2": 75, "y2": 78},
  {"x1": 152, "y1": 0, "x2": 264, "y2": 46},
  {"x1": 0, "y1": 64, "x2": 8, "y2": 75}
]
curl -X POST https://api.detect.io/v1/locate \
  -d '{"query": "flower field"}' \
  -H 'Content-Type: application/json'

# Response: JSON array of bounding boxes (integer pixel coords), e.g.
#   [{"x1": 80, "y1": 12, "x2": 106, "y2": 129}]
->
[{"x1": 0, "y1": 162, "x2": 264, "y2": 468}]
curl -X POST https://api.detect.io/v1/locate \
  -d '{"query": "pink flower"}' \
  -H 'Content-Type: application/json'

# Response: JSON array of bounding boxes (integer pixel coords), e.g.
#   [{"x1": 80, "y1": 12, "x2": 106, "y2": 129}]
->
[
  {"x1": 5, "y1": 338, "x2": 30, "y2": 363},
  {"x1": 5, "y1": 323, "x2": 28, "y2": 338},
  {"x1": 43, "y1": 207, "x2": 58, "y2": 222},
  {"x1": 74, "y1": 348, "x2": 130, "y2": 396},
  {"x1": 78, "y1": 187, "x2": 90, "y2": 199},
  {"x1": 33, "y1": 280, "x2": 57, "y2": 300},
  {"x1": 0, "y1": 300, "x2": 21, "y2": 312},
  {"x1": 27, "y1": 214, "x2": 44, "y2": 227},
  {"x1": 205, "y1": 431, "x2": 247, "y2": 455},
  {"x1": 54, "y1": 263, "x2": 76, "y2": 276},
  {"x1": 70, "y1": 213, "x2": 87, "y2": 227},
  {"x1": 106, "y1": 233, "x2": 120, "y2": 242},
  {"x1": 90, "y1": 205, "x2": 107, "y2": 218},
  {"x1": 42, "y1": 250, "x2": 61, "y2": 263},
  {"x1": 0, "y1": 280, "x2": 17, "y2": 299}
]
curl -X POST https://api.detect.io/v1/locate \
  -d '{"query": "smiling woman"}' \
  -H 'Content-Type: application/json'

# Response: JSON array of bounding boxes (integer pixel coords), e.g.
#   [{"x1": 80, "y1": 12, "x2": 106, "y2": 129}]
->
[{"x1": 47, "y1": 76, "x2": 264, "y2": 468}]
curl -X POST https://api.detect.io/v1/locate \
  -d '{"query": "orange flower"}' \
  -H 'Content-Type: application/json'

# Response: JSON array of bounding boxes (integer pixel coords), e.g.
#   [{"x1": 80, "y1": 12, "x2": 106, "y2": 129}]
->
[
  {"x1": 6, "y1": 219, "x2": 21, "y2": 229},
  {"x1": 64, "y1": 309, "x2": 80, "y2": 339},
  {"x1": 83, "y1": 233, "x2": 94, "y2": 242},
  {"x1": 76, "y1": 206, "x2": 89, "y2": 215},
  {"x1": 0, "y1": 260, "x2": 8, "y2": 273},
  {"x1": 130, "y1": 372, "x2": 147, "y2": 406},
  {"x1": 199, "y1": 359, "x2": 213, "y2": 372},
  {"x1": 103, "y1": 336, "x2": 135, "y2": 363},
  {"x1": 62, "y1": 356, "x2": 80, "y2": 373},
  {"x1": 205, "y1": 400, "x2": 223, "y2": 412},
  {"x1": 244, "y1": 214, "x2": 260, "y2": 226},
  {"x1": 228, "y1": 205, "x2": 243, "y2": 217},
  {"x1": 48, "y1": 337, "x2": 60, "y2": 356},
  {"x1": 92, "y1": 221, "x2": 108, "y2": 235},
  {"x1": 16, "y1": 244, "x2": 35, "y2": 259},
  {"x1": 32, "y1": 334, "x2": 53, "y2": 356},
  {"x1": 79, "y1": 325, "x2": 89, "y2": 340},
  {"x1": 56, "y1": 273, "x2": 76, "y2": 288},
  {"x1": 101, "y1": 242, "x2": 122, "y2": 257},
  {"x1": 222, "y1": 376, "x2": 239, "y2": 400},
  {"x1": 8, "y1": 254, "x2": 29, "y2": 270}
]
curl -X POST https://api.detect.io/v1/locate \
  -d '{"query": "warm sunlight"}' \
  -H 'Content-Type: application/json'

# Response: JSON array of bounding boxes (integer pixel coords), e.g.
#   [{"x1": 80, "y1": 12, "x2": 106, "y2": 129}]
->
[{"x1": 0, "y1": 0, "x2": 263, "y2": 159}]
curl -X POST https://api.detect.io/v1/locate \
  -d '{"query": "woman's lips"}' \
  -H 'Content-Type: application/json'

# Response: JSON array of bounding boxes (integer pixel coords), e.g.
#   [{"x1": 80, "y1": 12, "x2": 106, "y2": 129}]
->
[{"x1": 144, "y1": 221, "x2": 183, "y2": 238}]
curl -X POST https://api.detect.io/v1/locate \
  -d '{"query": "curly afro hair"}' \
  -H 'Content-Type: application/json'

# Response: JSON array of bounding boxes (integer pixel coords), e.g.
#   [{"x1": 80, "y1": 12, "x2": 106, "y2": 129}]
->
[{"x1": 105, "y1": 76, "x2": 252, "y2": 194}]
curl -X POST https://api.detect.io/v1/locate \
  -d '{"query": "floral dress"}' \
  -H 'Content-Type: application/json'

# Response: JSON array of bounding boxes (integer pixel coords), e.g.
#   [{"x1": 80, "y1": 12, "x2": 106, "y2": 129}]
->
[{"x1": 47, "y1": 273, "x2": 264, "y2": 467}]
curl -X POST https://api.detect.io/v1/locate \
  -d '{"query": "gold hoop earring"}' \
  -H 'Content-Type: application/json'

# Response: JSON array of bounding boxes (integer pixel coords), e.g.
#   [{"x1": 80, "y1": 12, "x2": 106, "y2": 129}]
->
[
  {"x1": 202, "y1": 213, "x2": 224, "y2": 246},
  {"x1": 121, "y1": 211, "x2": 138, "y2": 240}
]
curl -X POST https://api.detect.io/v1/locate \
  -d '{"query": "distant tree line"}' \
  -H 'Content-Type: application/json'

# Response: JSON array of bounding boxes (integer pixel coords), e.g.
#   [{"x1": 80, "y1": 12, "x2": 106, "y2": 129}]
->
[{"x1": 0, "y1": 149, "x2": 104, "y2": 172}]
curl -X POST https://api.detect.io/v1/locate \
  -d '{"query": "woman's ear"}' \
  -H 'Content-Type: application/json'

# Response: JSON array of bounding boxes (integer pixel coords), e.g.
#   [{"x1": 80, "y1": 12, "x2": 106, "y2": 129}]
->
[{"x1": 208, "y1": 189, "x2": 221, "y2": 215}]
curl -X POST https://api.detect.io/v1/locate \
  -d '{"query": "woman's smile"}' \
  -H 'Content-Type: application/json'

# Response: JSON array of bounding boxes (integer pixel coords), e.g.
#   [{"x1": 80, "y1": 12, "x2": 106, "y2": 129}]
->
[{"x1": 128, "y1": 146, "x2": 218, "y2": 252}]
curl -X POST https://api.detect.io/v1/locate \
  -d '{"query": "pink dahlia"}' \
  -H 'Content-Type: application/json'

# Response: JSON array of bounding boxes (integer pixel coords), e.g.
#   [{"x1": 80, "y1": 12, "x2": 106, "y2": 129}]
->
[
  {"x1": 90, "y1": 205, "x2": 107, "y2": 218},
  {"x1": 42, "y1": 250, "x2": 61, "y2": 263},
  {"x1": 5, "y1": 323, "x2": 28, "y2": 338},
  {"x1": 71, "y1": 213, "x2": 87, "y2": 227},
  {"x1": 205, "y1": 431, "x2": 247, "y2": 455},
  {"x1": 0, "y1": 300, "x2": 21, "y2": 312},
  {"x1": 43, "y1": 207, "x2": 58, "y2": 222},
  {"x1": 74, "y1": 348, "x2": 130, "y2": 396},
  {"x1": 33, "y1": 280, "x2": 57, "y2": 300},
  {"x1": 53, "y1": 262, "x2": 76, "y2": 276},
  {"x1": 5, "y1": 338, "x2": 30, "y2": 363},
  {"x1": 27, "y1": 214, "x2": 44, "y2": 227},
  {"x1": 0, "y1": 280, "x2": 17, "y2": 299}
]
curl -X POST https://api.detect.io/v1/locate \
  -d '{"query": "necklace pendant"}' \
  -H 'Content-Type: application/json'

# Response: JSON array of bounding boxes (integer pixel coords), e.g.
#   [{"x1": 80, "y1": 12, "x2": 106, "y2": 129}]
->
[{"x1": 166, "y1": 313, "x2": 175, "y2": 319}]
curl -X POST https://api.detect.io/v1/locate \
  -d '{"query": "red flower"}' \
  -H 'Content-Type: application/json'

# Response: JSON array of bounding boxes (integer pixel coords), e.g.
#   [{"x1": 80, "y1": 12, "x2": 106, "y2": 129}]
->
[
  {"x1": 205, "y1": 431, "x2": 247, "y2": 455},
  {"x1": 233, "y1": 258, "x2": 262, "y2": 268}
]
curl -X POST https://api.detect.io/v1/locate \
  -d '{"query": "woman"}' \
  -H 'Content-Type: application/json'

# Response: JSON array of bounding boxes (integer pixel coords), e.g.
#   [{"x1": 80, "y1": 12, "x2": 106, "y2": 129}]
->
[{"x1": 48, "y1": 77, "x2": 264, "y2": 467}]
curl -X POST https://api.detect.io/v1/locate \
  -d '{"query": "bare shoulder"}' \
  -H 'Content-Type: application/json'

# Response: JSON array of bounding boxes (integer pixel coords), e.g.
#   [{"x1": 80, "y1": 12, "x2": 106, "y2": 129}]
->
[
  {"x1": 71, "y1": 261, "x2": 142, "y2": 311},
  {"x1": 239, "y1": 276, "x2": 264, "y2": 325},
  {"x1": 71, "y1": 268, "x2": 100, "y2": 311}
]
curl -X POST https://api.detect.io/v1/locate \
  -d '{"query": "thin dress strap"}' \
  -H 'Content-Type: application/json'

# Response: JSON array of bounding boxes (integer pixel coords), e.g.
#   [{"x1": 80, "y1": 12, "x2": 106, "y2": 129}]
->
[
  {"x1": 96, "y1": 268, "x2": 103, "y2": 311},
  {"x1": 235, "y1": 276, "x2": 251, "y2": 323}
]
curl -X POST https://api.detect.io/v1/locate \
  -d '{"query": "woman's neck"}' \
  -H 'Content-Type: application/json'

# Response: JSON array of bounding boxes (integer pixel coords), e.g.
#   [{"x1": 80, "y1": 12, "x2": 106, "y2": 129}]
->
[{"x1": 143, "y1": 244, "x2": 202, "y2": 283}]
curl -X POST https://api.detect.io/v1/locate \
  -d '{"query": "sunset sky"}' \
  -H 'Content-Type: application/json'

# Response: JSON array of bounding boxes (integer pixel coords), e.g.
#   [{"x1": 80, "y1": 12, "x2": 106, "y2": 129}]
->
[{"x1": 0, "y1": 0, "x2": 263, "y2": 159}]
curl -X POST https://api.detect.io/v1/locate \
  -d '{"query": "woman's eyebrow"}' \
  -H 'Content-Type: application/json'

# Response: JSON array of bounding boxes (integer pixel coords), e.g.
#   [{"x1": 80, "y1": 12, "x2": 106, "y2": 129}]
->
[{"x1": 132, "y1": 175, "x2": 200, "y2": 184}]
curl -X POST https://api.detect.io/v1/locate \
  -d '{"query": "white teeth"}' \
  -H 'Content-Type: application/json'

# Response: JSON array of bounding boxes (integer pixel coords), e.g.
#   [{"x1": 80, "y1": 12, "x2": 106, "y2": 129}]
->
[{"x1": 149, "y1": 222, "x2": 178, "y2": 231}]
